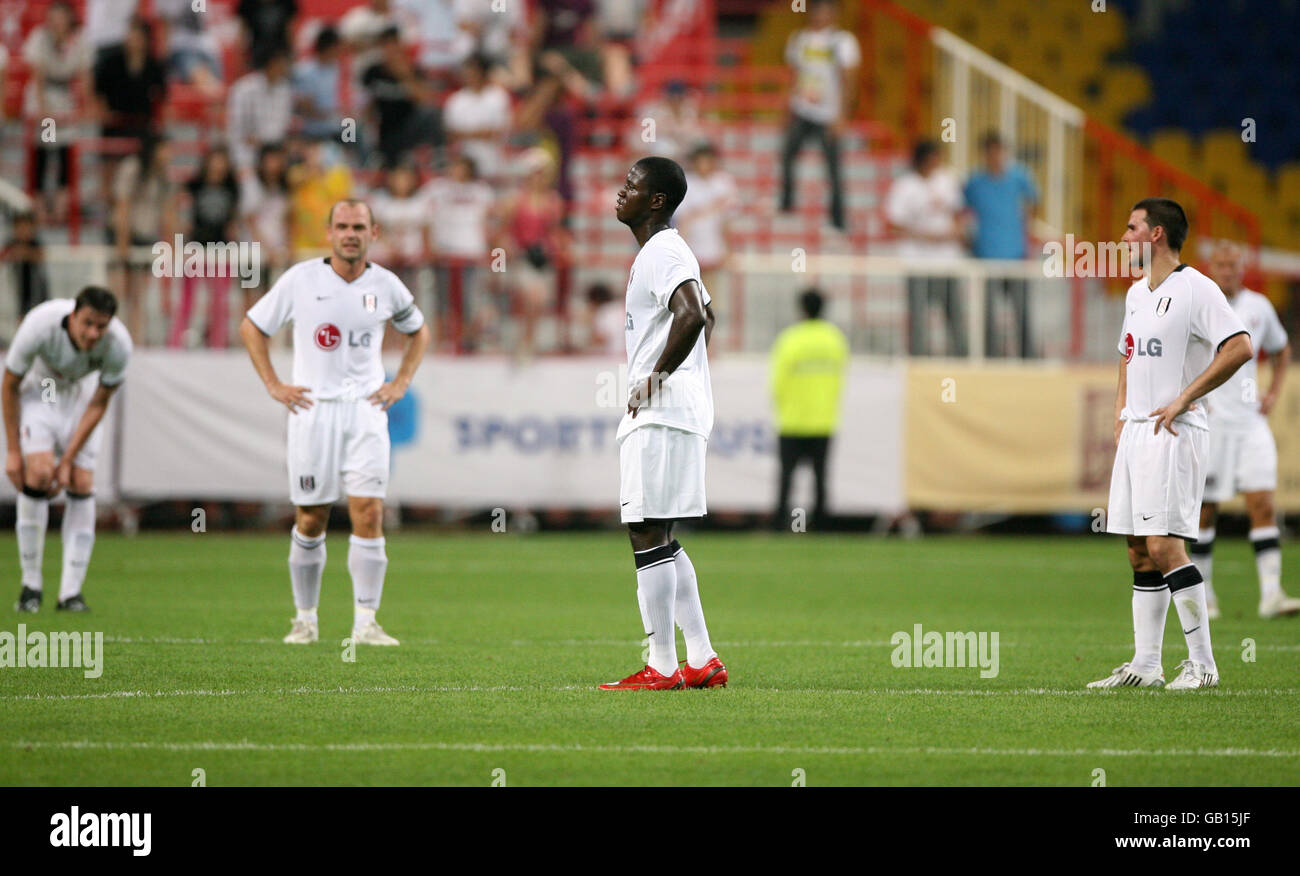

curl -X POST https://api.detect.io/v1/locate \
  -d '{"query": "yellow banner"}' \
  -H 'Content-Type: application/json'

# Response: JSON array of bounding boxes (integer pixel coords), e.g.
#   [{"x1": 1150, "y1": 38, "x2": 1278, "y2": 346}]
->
[{"x1": 904, "y1": 363, "x2": 1300, "y2": 512}]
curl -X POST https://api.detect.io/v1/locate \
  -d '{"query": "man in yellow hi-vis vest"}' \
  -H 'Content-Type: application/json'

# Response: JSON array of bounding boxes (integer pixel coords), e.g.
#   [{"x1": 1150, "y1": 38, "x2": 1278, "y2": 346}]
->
[{"x1": 769, "y1": 288, "x2": 849, "y2": 530}]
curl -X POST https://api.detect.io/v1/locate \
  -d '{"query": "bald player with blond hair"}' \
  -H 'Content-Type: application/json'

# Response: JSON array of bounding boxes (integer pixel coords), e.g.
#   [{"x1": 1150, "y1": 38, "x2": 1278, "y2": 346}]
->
[
  {"x1": 1190, "y1": 241, "x2": 1298, "y2": 619},
  {"x1": 240, "y1": 199, "x2": 430, "y2": 646}
]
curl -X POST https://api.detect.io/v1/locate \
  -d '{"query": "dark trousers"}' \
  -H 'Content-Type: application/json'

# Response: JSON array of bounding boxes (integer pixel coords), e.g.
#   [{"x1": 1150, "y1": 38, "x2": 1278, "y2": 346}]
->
[
  {"x1": 984, "y1": 277, "x2": 1032, "y2": 358},
  {"x1": 775, "y1": 435, "x2": 831, "y2": 529},
  {"x1": 779, "y1": 115, "x2": 845, "y2": 230},
  {"x1": 907, "y1": 275, "x2": 967, "y2": 356}
]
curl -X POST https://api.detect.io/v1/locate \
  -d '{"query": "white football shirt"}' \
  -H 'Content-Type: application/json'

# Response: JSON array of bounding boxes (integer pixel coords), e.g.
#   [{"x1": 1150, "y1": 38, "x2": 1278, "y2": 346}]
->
[
  {"x1": 785, "y1": 27, "x2": 860, "y2": 125},
  {"x1": 617, "y1": 228, "x2": 713, "y2": 441},
  {"x1": 5, "y1": 298, "x2": 132, "y2": 396},
  {"x1": 1117, "y1": 264, "x2": 1248, "y2": 431},
  {"x1": 1204, "y1": 288, "x2": 1289, "y2": 431},
  {"x1": 246, "y1": 258, "x2": 425, "y2": 401}
]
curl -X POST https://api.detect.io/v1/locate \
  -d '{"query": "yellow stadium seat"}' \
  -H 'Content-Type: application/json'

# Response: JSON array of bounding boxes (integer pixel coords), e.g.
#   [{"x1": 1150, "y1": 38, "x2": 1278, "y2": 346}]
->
[{"x1": 1148, "y1": 129, "x2": 1197, "y2": 175}]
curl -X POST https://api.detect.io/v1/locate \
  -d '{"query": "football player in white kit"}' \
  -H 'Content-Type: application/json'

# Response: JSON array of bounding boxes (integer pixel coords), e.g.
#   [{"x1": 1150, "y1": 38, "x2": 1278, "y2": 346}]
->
[
  {"x1": 4, "y1": 287, "x2": 132, "y2": 613},
  {"x1": 1191, "y1": 241, "x2": 1298, "y2": 619},
  {"x1": 599, "y1": 157, "x2": 727, "y2": 691},
  {"x1": 1091, "y1": 199, "x2": 1253, "y2": 690},
  {"x1": 239, "y1": 200, "x2": 429, "y2": 646}
]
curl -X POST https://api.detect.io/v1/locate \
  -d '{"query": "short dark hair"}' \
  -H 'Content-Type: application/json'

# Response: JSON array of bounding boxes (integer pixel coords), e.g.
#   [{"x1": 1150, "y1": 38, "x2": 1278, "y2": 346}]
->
[
  {"x1": 981, "y1": 130, "x2": 1003, "y2": 150},
  {"x1": 689, "y1": 141, "x2": 718, "y2": 163},
  {"x1": 633, "y1": 156, "x2": 688, "y2": 216},
  {"x1": 314, "y1": 25, "x2": 340, "y2": 54},
  {"x1": 75, "y1": 286, "x2": 118, "y2": 317},
  {"x1": 912, "y1": 140, "x2": 939, "y2": 170},
  {"x1": 800, "y1": 288, "x2": 824, "y2": 319},
  {"x1": 1132, "y1": 197, "x2": 1188, "y2": 252}
]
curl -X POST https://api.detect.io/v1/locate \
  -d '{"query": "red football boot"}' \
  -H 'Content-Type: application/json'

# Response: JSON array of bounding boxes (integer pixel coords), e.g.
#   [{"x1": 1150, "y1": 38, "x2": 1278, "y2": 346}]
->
[
  {"x1": 598, "y1": 665, "x2": 685, "y2": 691},
  {"x1": 681, "y1": 656, "x2": 728, "y2": 689}
]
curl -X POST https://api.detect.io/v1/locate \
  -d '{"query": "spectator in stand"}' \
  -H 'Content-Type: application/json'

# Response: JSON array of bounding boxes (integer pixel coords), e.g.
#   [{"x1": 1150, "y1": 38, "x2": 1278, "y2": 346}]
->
[
  {"x1": 340, "y1": 0, "x2": 418, "y2": 72},
  {"x1": 361, "y1": 26, "x2": 443, "y2": 168},
  {"x1": 537, "y1": 0, "x2": 596, "y2": 60},
  {"x1": 240, "y1": 142, "x2": 292, "y2": 312},
  {"x1": 286, "y1": 137, "x2": 353, "y2": 257},
  {"x1": 515, "y1": 53, "x2": 598, "y2": 203},
  {"x1": 84, "y1": 0, "x2": 138, "y2": 69},
  {"x1": 428, "y1": 155, "x2": 495, "y2": 350},
  {"x1": 886, "y1": 140, "x2": 967, "y2": 357},
  {"x1": 112, "y1": 137, "x2": 180, "y2": 342},
  {"x1": 227, "y1": 48, "x2": 294, "y2": 177},
  {"x1": 2, "y1": 212, "x2": 49, "y2": 319},
  {"x1": 293, "y1": 26, "x2": 344, "y2": 143},
  {"x1": 155, "y1": 0, "x2": 224, "y2": 97},
  {"x1": 629, "y1": 79, "x2": 701, "y2": 162},
  {"x1": 93, "y1": 17, "x2": 166, "y2": 224},
  {"x1": 595, "y1": 0, "x2": 645, "y2": 98},
  {"x1": 964, "y1": 131, "x2": 1039, "y2": 358},
  {"x1": 582, "y1": 282, "x2": 624, "y2": 356},
  {"x1": 22, "y1": 1, "x2": 91, "y2": 226},
  {"x1": 172, "y1": 146, "x2": 239, "y2": 349},
  {"x1": 369, "y1": 161, "x2": 433, "y2": 318},
  {"x1": 779, "y1": 0, "x2": 859, "y2": 232},
  {"x1": 444, "y1": 54, "x2": 512, "y2": 182},
  {"x1": 237, "y1": 0, "x2": 298, "y2": 69},
  {"x1": 93, "y1": 17, "x2": 166, "y2": 147},
  {"x1": 499, "y1": 148, "x2": 567, "y2": 360},
  {"x1": 769, "y1": 288, "x2": 848, "y2": 531},
  {"x1": 453, "y1": 0, "x2": 529, "y2": 86},
  {"x1": 676, "y1": 142, "x2": 737, "y2": 306},
  {"x1": 395, "y1": 0, "x2": 464, "y2": 74}
]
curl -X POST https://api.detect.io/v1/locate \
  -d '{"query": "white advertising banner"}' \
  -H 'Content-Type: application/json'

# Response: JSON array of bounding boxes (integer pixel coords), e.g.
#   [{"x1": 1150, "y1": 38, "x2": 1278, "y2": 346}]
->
[{"x1": 112, "y1": 351, "x2": 904, "y2": 513}]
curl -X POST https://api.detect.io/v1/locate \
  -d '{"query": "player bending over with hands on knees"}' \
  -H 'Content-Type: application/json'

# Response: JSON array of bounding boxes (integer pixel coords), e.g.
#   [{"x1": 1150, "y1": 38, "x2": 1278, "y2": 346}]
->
[
  {"x1": 240, "y1": 199, "x2": 429, "y2": 646},
  {"x1": 6, "y1": 286, "x2": 132, "y2": 613},
  {"x1": 599, "y1": 156, "x2": 727, "y2": 691},
  {"x1": 1092, "y1": 198, "x2": 1253, "y2": 690}
]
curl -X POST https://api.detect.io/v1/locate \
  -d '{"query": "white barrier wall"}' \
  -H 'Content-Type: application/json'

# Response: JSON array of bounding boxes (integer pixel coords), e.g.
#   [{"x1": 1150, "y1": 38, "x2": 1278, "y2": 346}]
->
[{"x1": 109, "y1": 351, "x2": 905, "y2": 513}]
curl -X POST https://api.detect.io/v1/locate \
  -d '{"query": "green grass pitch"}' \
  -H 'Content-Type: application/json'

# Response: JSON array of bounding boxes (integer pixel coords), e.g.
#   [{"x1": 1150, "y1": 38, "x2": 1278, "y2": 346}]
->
[{"x1": 2, "y1": 531, "x2": 1298, "y2": 786}]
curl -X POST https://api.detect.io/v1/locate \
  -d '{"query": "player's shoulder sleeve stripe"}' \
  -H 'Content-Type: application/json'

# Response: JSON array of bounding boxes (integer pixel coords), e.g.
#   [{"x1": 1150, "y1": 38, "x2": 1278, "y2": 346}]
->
[
  {"x1": 1216, "y1": 329, "x2": 1249, "y2": 352},
  {"x1": 246, "y1": 313, "x2": 273, "y2": 336},
  {"x1": 391, "y1": 303, "x2": 417, "y2": 323}
]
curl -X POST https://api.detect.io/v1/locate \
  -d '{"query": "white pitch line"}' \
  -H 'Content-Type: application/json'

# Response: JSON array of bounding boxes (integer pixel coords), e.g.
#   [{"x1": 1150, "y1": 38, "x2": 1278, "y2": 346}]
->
[
  {"x1": 5, "y1": 685, "x2": 1298, "y2": 703},
  {"x1": 9, "y1": 739, "x2": 1300, "y2": 758},
  {"x1": 93, "y1": 635, "x2": 1300, "y2": 652}
]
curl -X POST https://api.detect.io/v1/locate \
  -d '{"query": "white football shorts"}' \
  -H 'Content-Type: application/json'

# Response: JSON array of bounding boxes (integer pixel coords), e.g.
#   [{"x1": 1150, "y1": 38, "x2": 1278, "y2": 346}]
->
[
  {"x1": 618, "y1": 424, "x2": 707, "y2": 523},
  {"x1": 1107, "y1": 418, "x2": 1207, "y2": 540},
  {"x1": 287, "y1": 399, "x2": 390, "y2": 506},
  {"x1": 18, "y1": 384, "x2": 102, "y2": 470},
  {"x1": 1203, "y1": 420, "x2": 1277, "y2": 502}
]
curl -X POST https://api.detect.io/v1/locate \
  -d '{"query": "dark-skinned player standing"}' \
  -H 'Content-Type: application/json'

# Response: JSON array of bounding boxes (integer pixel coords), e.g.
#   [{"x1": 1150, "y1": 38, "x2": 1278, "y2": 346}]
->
[{"x1": 600, "y1": 157, "x2": 727, "y2": 691}]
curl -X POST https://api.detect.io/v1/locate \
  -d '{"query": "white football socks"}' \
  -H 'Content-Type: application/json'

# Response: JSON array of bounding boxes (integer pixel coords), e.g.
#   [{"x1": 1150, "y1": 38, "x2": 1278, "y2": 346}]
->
[
  {"x1": 671, "y1": 540, "x2": 716, "y2": 668},
  {"x1": 1250, "y1": 526, "x2": 1282, "y2": 601},
  {"x1": 58, "y1": 493, "x2": 96, "y2": 602},
  {"x1": 634, "y1": 544, "x2": 679, "y2": 676},
  {"x1": 1167, "y1": 563, "x2": 1216, "y2": 673},
  {"x1": 16, "y1": 492, "x2": 48, "y2": 591},
  {"x1": 1130, "y1": 569, "x2": 1170, "y2": 676},
  {"x1": 1190, "y1": 527, "x2": 1216, "y2": 604},
  {"x1": 288, "y1": 527, "x2": 326, "y2": 621},
  {"x1": 348, "y1": 535, "x2": 387, "y2": 628}
]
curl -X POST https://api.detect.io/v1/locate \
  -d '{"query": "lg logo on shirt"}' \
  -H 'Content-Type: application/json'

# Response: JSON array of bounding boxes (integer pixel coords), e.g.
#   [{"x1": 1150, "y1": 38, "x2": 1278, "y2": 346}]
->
[
  {"x1": 314, "y1": 323, "x2": 341, "y2": 350},
  {"x1": 1124, "y1": 332, "x2": 1163, "y2": 362},
  {"x1": 314, "y1": 324, "x2": 372, "y2": 350}
]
